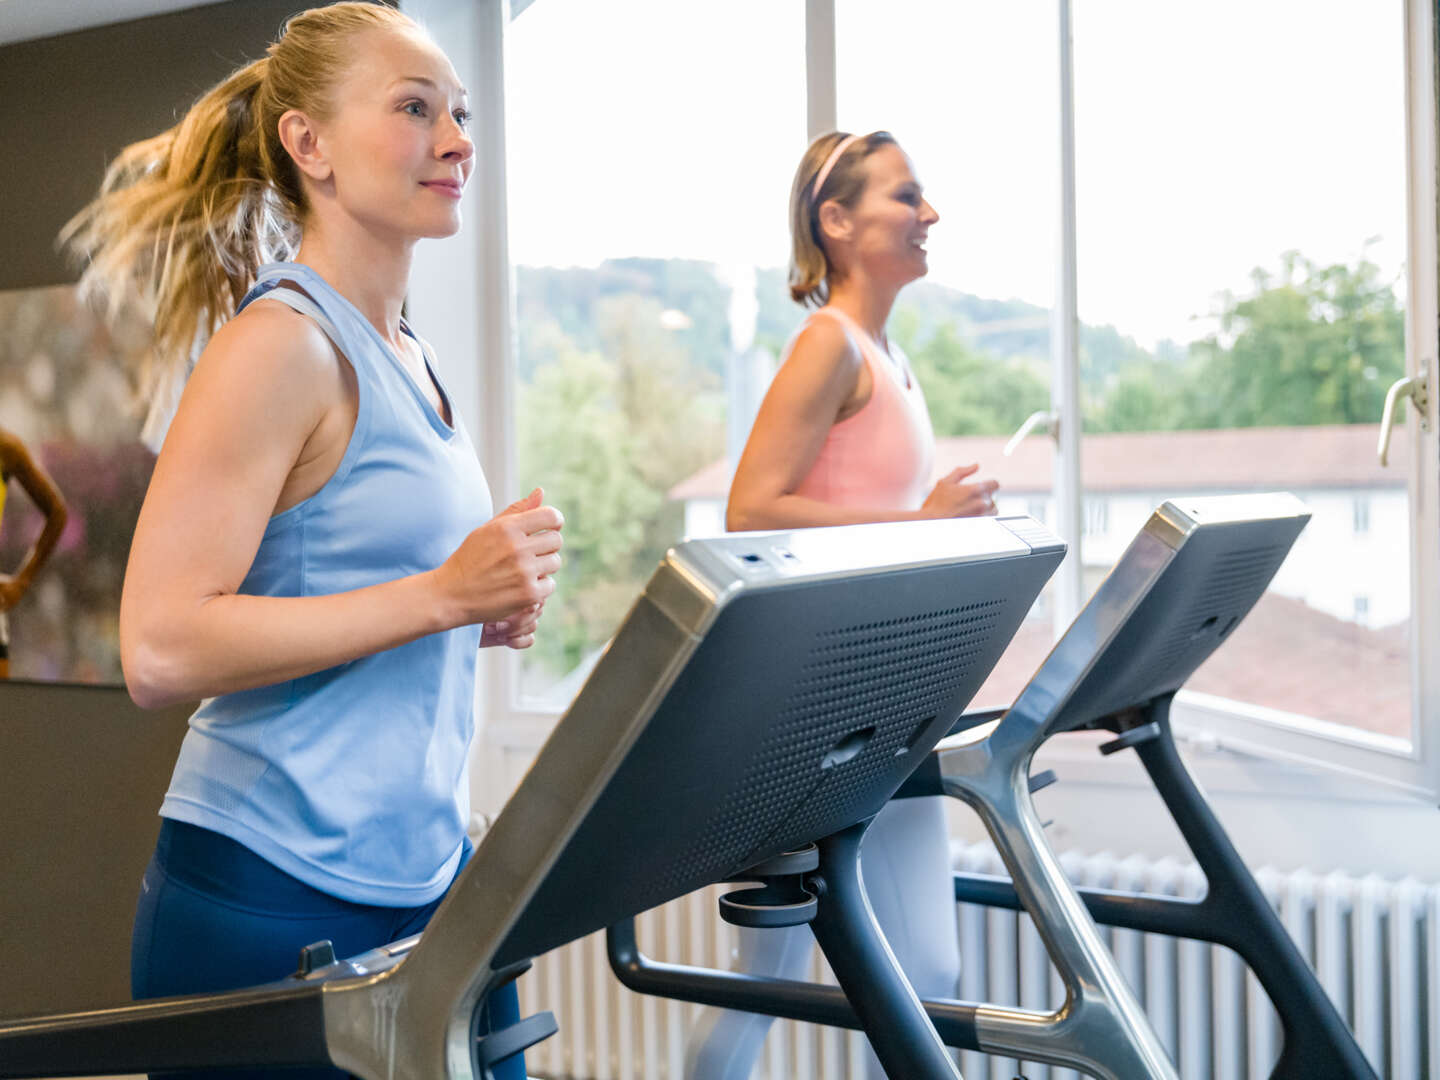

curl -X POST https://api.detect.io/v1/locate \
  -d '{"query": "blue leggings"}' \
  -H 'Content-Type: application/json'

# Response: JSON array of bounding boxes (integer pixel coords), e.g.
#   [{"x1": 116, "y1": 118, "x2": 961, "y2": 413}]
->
[{"x1": 132, "y1": 819, "x2": 524, "y2": 1080}]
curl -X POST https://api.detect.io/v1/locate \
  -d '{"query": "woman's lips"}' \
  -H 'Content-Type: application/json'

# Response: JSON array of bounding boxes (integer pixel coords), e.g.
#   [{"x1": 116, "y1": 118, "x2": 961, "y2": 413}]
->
[{"x1": 421, "y1": 180, "x2": 463, "y2": 198}]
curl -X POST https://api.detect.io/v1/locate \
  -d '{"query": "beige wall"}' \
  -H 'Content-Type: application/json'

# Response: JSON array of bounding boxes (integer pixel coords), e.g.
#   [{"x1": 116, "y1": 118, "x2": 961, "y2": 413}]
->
[
  {"x1": 0, "y1": 0, "x2": 299, "y2": 292},
  {"x1": 0, "y1": 680, "x2": 190, "y2": 1016}
]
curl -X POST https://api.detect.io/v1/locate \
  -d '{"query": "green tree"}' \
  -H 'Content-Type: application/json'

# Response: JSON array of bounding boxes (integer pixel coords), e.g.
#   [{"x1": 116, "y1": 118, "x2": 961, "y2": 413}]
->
[
  {"x1": 1088, "y1": 361, "x2": 1188, "y2": 433},
  {"x1": 895, "y1": 317, "x2": 1050, "y2": 437},
  {"x1": 517, "y1": 295, "x2": 723, "y2": 677},
  {"x1": 1178, "y1": 253, "x2": 1404, "y2": 429}
]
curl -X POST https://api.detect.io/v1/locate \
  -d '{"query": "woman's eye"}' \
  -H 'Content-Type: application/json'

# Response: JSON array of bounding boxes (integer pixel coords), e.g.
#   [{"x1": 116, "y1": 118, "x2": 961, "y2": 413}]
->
[
  {"x1": 404, "y1": 100, "x2": 426, "y2": 117},
  {"x1": 453, "y1": 109, "x2": 472, "y2": 128}
]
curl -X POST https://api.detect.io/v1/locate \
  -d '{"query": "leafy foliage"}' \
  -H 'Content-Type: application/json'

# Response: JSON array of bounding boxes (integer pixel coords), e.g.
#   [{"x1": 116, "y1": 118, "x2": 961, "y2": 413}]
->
[
  {"x1": 517, "y1": 292, "x2": 722, "y2": 676},
  {"x1": 1174, "y1": 254, "x2": 1404, "y2": 429}
]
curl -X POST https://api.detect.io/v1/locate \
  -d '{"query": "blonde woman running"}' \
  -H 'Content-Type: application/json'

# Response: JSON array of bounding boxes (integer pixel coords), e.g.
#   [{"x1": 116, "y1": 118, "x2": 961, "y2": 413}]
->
[
  {"x1": 688, "y1": 131, "x2": 998, "y2": 1080},
  {"x1": 64, "y1": 7, "x2": 560, "y2": 1078}
]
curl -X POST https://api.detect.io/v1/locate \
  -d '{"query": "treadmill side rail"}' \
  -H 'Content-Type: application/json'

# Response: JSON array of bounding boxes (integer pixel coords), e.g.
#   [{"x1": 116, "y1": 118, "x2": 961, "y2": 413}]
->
[{"x1": 0, "y1": 982, "x2": 329, "y2": 1078}]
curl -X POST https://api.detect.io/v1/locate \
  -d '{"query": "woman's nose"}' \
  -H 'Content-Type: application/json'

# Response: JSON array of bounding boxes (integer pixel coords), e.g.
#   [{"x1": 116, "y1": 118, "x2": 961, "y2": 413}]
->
[{"x1": 440, "y1": 120, "x2": 474, "y2": 164}]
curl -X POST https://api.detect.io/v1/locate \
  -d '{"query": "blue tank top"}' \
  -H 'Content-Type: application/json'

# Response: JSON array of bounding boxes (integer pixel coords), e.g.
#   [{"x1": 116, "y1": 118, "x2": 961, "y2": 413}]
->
[{"x1": 160, "y1": 262, "x2": 495, "y2": 906}]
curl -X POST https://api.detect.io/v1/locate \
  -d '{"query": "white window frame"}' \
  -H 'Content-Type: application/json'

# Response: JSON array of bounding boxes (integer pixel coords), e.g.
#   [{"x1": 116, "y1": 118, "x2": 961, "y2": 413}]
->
[
  {"x1": 447, "y1": 0, "x2": 1440, "y2": 804},
  {"x1": 1159, "y1": 0, "x2": 1440, "y2": 801},
  {"x1": 406, "y1": 0, "x2": 548, "y2": 778}
]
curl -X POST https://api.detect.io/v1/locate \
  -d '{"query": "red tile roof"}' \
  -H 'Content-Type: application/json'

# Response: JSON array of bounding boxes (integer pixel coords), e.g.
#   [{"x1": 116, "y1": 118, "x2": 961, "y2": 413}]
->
[{"x1": 968, "y1": 592, "x2": 1409, "y2": 739}]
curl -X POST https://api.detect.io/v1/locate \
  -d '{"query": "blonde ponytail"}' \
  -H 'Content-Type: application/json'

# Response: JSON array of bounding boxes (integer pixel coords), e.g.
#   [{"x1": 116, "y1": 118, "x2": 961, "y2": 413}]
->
[{"x1": 60, "y1": 2, "x2": 418, "y2": 435}]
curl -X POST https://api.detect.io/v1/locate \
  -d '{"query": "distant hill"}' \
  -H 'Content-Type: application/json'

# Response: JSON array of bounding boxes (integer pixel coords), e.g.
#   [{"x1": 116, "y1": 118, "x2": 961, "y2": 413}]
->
[{"x1": 519, "y1": 259, "x2": 1167, "y2": 389}]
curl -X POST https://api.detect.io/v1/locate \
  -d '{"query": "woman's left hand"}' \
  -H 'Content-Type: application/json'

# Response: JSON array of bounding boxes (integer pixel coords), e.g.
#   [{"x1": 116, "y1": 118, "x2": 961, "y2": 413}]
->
[{"x1": 481, "y1": 601, "x2": 544, "y2": 650}]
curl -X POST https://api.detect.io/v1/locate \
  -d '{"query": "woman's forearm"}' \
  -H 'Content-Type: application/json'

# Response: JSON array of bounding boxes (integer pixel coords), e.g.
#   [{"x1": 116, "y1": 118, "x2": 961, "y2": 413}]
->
[{"x1": 121, "y1": 569, "x2": 455, "y2": 708}]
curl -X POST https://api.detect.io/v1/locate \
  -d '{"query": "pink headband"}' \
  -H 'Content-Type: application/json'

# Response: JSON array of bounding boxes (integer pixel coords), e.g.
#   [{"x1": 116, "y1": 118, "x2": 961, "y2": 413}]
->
[{"x1": 810, "y1": 133, "x2": 863, "y2": 203}]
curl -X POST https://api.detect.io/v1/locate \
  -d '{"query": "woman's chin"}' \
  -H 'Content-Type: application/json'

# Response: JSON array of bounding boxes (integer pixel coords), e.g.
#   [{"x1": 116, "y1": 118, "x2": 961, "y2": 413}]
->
[{"x1": 418, "y1": 214, "x2": 464, "y2": 240}]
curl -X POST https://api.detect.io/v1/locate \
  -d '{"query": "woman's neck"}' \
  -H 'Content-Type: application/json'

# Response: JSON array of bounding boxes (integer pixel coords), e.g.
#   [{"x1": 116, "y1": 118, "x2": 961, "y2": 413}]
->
[
  {"x1": 825, "y1": 274, "x2": 900, "y2": 345},
  {"x1": 293, "y1": 224, "x2": 415, "y2": 345}
]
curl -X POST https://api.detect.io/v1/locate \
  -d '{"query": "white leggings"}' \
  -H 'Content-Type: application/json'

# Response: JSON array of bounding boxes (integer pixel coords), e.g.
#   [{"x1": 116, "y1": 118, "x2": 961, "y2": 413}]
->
[{"x1": 683, "y1": 796, "x2": 960, "y2": 1080}]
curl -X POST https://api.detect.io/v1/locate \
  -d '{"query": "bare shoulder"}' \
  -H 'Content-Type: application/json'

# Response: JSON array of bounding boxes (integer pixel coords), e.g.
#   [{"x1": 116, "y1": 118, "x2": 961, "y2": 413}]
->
[
  {"x1": 778, "y1": 314, "x2": 866, "y2": 410},
  {"x1": 787, "y1": 312, "x2": 862, "y2": 373},
  {"x1": 169, "y1": 298, "x2": 352, "y2": 452},
  {"x1": 204, "y1": 298, "x2": 342, "y2": 386}
]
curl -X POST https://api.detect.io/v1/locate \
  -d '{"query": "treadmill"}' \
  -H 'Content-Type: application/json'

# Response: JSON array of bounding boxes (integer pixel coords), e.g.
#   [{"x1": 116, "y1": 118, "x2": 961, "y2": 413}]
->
[
  {"x1": 0, "y1": 514, "x2": 1062, "y2": 1080},
  {"x1": 611, "y1": 493, "x2": 1378, "y2": 1080}
]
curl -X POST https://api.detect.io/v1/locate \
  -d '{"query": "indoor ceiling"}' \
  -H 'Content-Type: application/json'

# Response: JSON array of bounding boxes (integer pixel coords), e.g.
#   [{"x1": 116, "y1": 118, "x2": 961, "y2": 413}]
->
[{"x1": 0, "y1": 0, "x2": 227, "y2": 46}]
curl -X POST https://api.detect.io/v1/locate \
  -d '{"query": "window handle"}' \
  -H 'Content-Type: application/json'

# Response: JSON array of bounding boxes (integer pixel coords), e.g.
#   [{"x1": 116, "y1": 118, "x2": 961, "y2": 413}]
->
[
  {"x1": 1377, "y1": 368, "x2": 1430, "y2": 467},
  {"x1": 1003, "y1": 410, "x2": 1058, "y2": 457}
]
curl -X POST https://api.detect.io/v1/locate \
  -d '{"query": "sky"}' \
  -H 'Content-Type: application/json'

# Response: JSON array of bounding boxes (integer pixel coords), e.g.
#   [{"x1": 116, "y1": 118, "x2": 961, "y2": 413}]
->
[{"x1": 505, "y1": 0, "x2": 1408, "y2": 350}]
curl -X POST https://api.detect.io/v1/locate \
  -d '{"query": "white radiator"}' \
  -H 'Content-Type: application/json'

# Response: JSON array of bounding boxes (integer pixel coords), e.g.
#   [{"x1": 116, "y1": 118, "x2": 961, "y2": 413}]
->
[{"x1": 521, "y1": 843, "x2": 1439, "y2": 1079}]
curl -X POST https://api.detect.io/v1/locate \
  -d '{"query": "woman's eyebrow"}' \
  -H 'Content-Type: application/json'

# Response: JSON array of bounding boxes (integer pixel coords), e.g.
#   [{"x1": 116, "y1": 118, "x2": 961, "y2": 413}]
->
[{"x1": 391, "y1": 75, "x2": 469, "y2": 98}]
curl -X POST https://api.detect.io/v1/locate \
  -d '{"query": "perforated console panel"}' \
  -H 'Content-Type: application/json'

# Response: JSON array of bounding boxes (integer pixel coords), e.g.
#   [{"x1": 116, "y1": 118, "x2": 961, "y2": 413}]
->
[
  {"x1": 491, "y1": 517, "x2": 1063, "y2": 964},
  {"x1": 1012, "y1": 493, "x2": 1310, "y2": 733}
]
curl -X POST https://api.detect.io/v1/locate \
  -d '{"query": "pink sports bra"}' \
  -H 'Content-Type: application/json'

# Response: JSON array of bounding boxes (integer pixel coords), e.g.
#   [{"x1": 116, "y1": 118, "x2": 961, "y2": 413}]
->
[{"x1": 790, "y1": 306, "x2": 935, "y2": 511}]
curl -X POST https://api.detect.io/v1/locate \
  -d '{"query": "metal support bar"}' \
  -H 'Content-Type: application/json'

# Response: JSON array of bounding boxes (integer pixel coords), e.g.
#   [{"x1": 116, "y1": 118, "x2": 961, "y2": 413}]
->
[
  {"x1": 937, "y1": 715, "x2": 1178, "y2": 1078},
  {"x1": 950, "y1": 697, "x2": 1376, "y2": 1080},
  {"x1": 954, "y1": 871, "x2": 1207, "y2": 940},
  {"x1": 474, "y1": 1011, "x2": 557, "y2": 1076},
  {"x1": 807, "y1": 822, "x2": 962, "y2": 1078},
  {"x1": 1111, "y1": 698, "x2": 1377, "y2": 1080},
  {"x1": 606, "y1": 919, "x2": 985, "y2": 1052}
]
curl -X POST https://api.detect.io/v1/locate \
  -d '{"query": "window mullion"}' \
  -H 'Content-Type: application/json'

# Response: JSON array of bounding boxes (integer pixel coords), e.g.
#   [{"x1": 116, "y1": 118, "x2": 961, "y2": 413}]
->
[
  {"x1": 1052, "y1": 0, "x2": 1084, "y2": 633},
  {"x1": 468, "y1": 0, "x2": 520, "y2": 725},
  {"x1": 806, "y1": 0, "x2": 836, "y2": 139},
  {"x1": 1403, "y1": 0, "x2": 1440, "y2": 795}
]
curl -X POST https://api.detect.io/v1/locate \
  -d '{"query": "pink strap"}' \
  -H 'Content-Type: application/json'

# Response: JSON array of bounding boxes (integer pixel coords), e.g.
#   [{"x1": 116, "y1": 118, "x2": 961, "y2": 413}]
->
[{"x1": 813, "y1": 307, "x2": 912, "y2": 389}]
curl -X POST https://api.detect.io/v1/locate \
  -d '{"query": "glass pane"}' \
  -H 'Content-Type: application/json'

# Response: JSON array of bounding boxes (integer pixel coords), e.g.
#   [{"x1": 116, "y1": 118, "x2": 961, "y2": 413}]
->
[
  {"x1": 1073, "y1": 0, "x2": 1410, "y2": 743},
  {"x1": 837, "y1": 0, "x2": 1060, "y2": 710},
  {"x1": 507, "y1": 0, "x2": 806, "y2": 706}
]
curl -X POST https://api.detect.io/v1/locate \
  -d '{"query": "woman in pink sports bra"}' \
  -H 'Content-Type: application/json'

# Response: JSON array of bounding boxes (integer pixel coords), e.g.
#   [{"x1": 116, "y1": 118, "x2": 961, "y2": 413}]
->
[{"x1": 687, "y1": 131, "x2": 998, "y2": 1080}]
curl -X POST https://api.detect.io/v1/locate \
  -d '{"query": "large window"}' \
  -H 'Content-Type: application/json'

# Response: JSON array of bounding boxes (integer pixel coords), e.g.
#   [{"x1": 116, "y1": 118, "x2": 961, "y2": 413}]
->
[
  {"x1": 1071, "y1": 1, "x2": 1420, "y2": 754},
  {"x1": 473, "y1": 0, "x2": 1440, "y2": 798},
  {"x1": 506, "y1": 0, "x2": 806, "y2": 707}
]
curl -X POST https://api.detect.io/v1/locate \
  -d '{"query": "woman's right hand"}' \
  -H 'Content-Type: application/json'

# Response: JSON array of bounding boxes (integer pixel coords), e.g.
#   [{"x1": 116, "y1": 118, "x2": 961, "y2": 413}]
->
[
  {"x1": 435, "y1": 487, "x2": 564, "y2": 628},
  {"x1": 922, "y1": 464, "x2": 999, "y2": 518}
]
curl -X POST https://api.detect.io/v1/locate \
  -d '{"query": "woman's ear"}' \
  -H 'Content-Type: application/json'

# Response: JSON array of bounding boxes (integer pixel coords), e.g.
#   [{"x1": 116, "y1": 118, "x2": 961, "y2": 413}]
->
[
  {"x1": 817, "y1": 200, "x2": 852, "y2": 244},
  {"x1": 277, "y1": 109, "x2": 332, "y2": 183}
]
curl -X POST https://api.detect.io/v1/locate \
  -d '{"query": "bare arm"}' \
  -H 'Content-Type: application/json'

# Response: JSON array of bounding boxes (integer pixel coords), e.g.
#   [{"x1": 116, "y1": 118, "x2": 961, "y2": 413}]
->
[
  {"x1": 0, "y1": 430, "x2": 69, "y2": 610},
  {"x1": 726, "y1": 318, "x2": 1001, "y2": 531},
  {"x1": 120, "y1": 307, "x2": 561, "y2": 709},
  {"x1": 727, "y1": 318, "x2": 901, "y2": 531}
]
